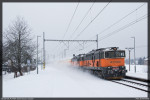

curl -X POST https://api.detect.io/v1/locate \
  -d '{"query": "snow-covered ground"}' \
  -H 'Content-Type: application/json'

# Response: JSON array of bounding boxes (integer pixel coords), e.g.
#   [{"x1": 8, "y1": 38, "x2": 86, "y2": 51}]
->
[
  {"x1": 3, "y1": 62, "x2": 148, "y2": 97},
  {"x1": 125, "y1": 64, "x2": 148, "y2": 79}
]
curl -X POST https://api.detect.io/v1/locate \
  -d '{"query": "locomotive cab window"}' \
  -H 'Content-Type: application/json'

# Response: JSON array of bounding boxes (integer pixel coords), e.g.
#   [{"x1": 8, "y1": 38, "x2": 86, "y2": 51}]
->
[
  {"x1": 116, "y1": 51, "x2": 125, "y2": 57},
  {"x1": 105, "y1": 51, "x2": 125, "y2": 58},
  {"x1": 100, "y1": 52, "x2": 104, "y2": 58}
]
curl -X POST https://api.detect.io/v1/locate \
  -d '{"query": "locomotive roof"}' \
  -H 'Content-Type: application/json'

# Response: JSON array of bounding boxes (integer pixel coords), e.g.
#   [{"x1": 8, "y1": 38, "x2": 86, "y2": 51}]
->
[
  {"x1": 104, "y1": 49, "x2": 125, "y2": 52},
  {"x1": 86, "y1": 47, "x2": 125, "y2": 55},
  {"x1": 96, "y1": 47, "x2": 119, "y2": 51},
  {"x1": 72, "y1": 47, "x2": 125, "y2": 58},
  {"x1": 73, "y1": 54, "x2": 85, "y2": 58}
]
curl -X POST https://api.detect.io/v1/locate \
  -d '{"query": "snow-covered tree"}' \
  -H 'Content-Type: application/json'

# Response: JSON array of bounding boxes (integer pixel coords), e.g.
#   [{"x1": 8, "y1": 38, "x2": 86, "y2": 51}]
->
[{"x1": 3, "y1": 16, "x2": 36, "y2": 76}]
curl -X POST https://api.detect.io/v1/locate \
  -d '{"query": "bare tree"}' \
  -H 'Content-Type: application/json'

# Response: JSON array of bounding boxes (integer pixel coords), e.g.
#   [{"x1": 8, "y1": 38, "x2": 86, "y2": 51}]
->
[{"x1": 3, "y1": 16, "x2": 36, "y2": 77}]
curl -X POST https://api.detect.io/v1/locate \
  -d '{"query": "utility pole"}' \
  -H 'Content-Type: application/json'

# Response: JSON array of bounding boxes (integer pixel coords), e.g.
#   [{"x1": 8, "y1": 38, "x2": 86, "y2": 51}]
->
[
  {"x1": 125, "y1": 48, "x2": 134, "y2": 72},
  {"x1": 45, "y1": 50, "x2": 46, "y2": 66},
  {"x1": 41, "y1": 48, "x2": 43, "y2": 70},
  {"x1": 131, "y1": 37, "x2": 136, "y2": 73},
  {"x1": 43, "y1": 32, "x2": 45, "y2": 69},
  {"x1": 97, "y1": 34, "x2": 98, "y2": 49},
  {"x1": 37, "y1": 36, "x2": 41, "y2": 74}
]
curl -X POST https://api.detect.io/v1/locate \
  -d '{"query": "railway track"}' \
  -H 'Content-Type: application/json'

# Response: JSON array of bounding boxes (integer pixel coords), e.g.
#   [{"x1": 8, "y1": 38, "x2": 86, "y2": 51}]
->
[
  {"x1": 125, "y1": 75, "x2": 150, "y2": 83},
  {"x1": 122, "y1": 79, "x2": 150, "y2": 87},
  {"x1": 88, "y1": 68, "x2": 150, "y2": 93},
  {"x1": 110, "y1": 79, "x2": 150, "y2": 93},
  {"x1": 91, "y1": 73, "x2": 149, "y2": 92}
]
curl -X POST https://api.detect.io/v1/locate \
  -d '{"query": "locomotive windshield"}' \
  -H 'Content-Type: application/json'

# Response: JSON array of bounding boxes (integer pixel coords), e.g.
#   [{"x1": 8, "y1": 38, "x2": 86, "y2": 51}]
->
[{"x1": 105, "y1": 51, "x2": 125, "y2": 58}]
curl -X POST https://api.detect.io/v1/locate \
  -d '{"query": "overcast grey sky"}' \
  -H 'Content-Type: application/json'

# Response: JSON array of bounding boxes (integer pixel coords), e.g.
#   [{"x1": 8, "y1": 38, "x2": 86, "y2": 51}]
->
[{"x1": 3, "y1": 2, "x2": 148, "y2": 61}]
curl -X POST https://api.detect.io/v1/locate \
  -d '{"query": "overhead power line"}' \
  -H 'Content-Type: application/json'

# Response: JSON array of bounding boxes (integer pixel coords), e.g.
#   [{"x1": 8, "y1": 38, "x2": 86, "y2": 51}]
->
[
  {"x1": 66, "y1": 1, "x2": 111, "y2": 54},
  {"x1": 68, "y1": 13, "x2": 148, "y2": 55},
  {"x1": 98, "y1": 13, "x2": 148, "y2": 41},
  {"x1": 77, "y1": 3, "x2": 146, "y2": 50},
  {"x1": 97, "y1": 3, "x2": 146, "y2": 36},
  {"x1": 87, "y1": 3, "x2": 146, "y2": 40},
  {"x1": 73, "y1": 0, "x2": 111, "y2": 40},
  {"x1": 65, "y1": 3, "x2": 147, "y2": 57},
  {"x1": 86, "y1": 13, "x2": 148, "y2": 49},
  {"x1": 67, "y1": 1, "x2": 96, "y2": 55},
  {"x1": 62, "y1": 2, "x2": 80, "y2": 39},
  {"x1": 60, "y1": 2, "x2": 80, "y2": 57},
  {"x1": 69, "y1": 1, "x2": 96, "y2": 39}
]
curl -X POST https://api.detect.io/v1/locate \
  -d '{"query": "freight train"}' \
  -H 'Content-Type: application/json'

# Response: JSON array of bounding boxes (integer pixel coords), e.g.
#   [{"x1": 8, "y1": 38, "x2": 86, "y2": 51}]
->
[{"x1": 71, "y1": 47, "x2": 127, "y2": 79}]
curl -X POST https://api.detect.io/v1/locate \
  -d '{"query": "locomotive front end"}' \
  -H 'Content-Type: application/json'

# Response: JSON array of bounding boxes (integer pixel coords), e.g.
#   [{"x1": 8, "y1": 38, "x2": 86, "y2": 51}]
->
[{"x1": 101, "y1": 48, "x2": 127, "y2": 79}]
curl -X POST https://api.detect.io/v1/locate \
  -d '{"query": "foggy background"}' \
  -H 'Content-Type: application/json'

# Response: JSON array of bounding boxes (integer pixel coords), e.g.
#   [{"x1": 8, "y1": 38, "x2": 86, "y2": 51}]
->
[{"x1": 3, "y1": 2, "x2": 148, "y2": 62}]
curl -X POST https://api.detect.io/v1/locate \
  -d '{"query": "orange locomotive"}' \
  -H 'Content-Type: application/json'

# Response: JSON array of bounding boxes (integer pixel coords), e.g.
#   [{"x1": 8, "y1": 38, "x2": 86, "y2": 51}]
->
[{"x1": 71, "y1": 47, "x2": 127, "y2": 79}]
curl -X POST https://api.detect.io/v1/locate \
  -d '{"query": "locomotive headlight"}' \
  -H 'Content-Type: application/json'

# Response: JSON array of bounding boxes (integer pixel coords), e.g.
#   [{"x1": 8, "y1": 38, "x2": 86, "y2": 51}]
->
[{"x1": 122, "y1": 70, "x2": 125, "y2": 73}]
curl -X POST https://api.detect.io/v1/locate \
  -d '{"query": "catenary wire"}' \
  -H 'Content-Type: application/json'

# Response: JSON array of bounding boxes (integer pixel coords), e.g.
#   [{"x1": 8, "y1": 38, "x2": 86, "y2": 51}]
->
[
  {"x1": 69, "y1": 1, "x2": 96, "y2": 39},
  {"x1": 62, "y1": 2, "x2": 80, "y2": 39},
  {"x1": 73, "y1": 0, "x2": 112, "y2": 40},
  {"x1": 67, "y1": 13, "x2": 148, "y2": 56},
  {"x1": 67, "y1": 3, "x2": 146, "y2": 55}
]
